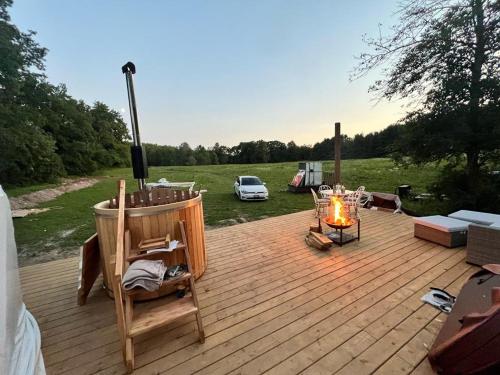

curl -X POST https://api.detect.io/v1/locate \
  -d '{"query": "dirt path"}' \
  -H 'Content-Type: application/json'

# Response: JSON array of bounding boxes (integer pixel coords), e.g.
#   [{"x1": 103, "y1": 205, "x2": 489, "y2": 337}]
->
[{"x1": 9, "y1": 177, "x2": 99, "y2": 211}]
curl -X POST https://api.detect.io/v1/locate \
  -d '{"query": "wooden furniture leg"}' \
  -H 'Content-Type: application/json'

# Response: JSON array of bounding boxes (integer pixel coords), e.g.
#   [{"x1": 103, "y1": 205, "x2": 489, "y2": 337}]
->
[
  {"x1": 180, "y1": 221, "x2": 205, "y2": 343},
  {"x1": 125, "y1": 337, "x2": 134, "y2": 372}
]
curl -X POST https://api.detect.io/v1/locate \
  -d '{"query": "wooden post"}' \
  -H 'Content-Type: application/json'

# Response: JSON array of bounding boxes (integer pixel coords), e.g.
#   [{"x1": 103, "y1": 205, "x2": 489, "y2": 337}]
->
[{"x1": 334, "y1": 122, "x2": 341, "y2": 184}]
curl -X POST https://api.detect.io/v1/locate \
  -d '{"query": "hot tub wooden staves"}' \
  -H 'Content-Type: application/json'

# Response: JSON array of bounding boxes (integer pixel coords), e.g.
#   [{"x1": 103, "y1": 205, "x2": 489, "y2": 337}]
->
[{"x1": 94, "y1": 193, "x2": 207, "y2": 296}]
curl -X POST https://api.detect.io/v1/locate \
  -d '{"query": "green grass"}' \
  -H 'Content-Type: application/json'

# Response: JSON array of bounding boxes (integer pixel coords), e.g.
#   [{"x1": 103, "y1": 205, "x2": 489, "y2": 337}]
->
[{"x1": 11, "y1": 158, "x2": 443, "y2": 259}]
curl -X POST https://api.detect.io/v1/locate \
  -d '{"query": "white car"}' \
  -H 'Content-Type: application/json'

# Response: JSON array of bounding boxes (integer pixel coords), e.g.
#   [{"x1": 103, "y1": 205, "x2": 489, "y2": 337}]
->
[{"x1": 234, "y1": 176, "x2": 269, "y2": 201}]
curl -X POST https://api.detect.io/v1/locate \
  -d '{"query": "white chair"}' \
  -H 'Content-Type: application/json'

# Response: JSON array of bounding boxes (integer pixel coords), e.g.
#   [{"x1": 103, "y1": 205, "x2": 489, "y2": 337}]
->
[
  {"x1": 311, "y1": 189, "x2": 330, "y2": 217},
  {"x1": 318, "y1": 185, "x2": 332, "y2": 199},
  {"x1": 344, "y1": 186, "x2": 365, "y2": 218}
]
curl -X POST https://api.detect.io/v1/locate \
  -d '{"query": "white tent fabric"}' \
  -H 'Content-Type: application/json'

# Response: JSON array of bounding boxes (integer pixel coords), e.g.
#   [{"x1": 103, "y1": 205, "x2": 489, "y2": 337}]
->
[{"x1": 0, "y1": 187, "x2": 45, "y2": 375}]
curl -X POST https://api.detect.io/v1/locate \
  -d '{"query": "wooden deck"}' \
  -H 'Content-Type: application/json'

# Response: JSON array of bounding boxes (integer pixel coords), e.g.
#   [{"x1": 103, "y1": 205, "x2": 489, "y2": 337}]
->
[{"x1": 20, "y1": 209, "x2": 477, "y2": 374}]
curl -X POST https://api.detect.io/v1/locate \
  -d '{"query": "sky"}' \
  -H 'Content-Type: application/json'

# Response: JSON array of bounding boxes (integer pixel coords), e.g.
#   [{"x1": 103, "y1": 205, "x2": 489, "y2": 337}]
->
[{"x1": 11, "y1": 0, "x2": 406, "y2": 147}]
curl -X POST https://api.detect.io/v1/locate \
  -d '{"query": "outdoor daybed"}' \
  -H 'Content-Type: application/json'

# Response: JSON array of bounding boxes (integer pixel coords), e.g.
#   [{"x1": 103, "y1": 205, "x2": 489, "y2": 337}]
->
[
  {"x1": 414, "y1": 210, "x2": 500, "y2": 265},
  {"x1": 413, "y1": 215, "x2": 469, "y2": 248},
  {"x1": 449, "y1": 210, "x2": 500, "y2": 266}
]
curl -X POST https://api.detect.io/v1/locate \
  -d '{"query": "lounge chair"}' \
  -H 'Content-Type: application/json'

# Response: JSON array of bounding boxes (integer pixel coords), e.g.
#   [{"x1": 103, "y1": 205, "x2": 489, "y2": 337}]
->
[
  {"x1": 465, "y1": 223, "x2": 500, "y2": 266},
  {"x1": 448, "y1": 210, "x2": 500, "y2": 266}
]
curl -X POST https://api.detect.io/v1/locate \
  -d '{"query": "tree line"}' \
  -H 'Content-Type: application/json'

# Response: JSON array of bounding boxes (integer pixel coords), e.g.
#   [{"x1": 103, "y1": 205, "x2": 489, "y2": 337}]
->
[
  {"x1": 0, "y1": 0, "x2": 130, "y2": 186},
  {"x1": 0, "y1": 0, "x2": 404, "y2": 188},
  {"x1": 3, "y1": 0, "x2": 499, "y2": 217},
  {"x1": 145, "y1": 124, "x2": 401, "y2": 166}
]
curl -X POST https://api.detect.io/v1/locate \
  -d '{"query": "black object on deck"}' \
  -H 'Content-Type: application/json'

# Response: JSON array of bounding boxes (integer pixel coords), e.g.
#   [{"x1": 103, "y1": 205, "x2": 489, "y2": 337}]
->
[
  {"x1": 122, "y1": 61, "x2": 148, "y2": 189},
  {"x1": 395, "y1": 184, "x2": 412, "y2": 198}
]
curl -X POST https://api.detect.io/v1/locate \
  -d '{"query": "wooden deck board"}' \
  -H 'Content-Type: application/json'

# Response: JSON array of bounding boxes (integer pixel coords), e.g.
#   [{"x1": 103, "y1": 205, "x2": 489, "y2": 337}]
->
[{"x1": 19, "y1": 209, "x2": 476, "y2": 374}]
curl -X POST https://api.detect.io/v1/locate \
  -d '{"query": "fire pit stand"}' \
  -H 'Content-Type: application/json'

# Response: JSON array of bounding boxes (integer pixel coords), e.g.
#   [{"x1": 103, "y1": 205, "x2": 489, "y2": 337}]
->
[{"x1": 323, "y1": 219, "x2": 360, "y2": 246}]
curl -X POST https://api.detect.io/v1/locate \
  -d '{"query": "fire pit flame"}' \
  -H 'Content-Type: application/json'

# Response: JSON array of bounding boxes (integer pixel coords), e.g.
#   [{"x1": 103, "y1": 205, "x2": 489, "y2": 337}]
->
[
  {"x1": 322, "y1": 193, "x2": 360, "y2": 246},
  {"x1": 326, "y1": 195, "x2": 354, "y2": 228}
]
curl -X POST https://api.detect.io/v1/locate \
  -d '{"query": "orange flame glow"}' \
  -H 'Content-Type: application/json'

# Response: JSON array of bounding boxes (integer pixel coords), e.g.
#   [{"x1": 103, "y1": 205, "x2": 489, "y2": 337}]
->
[{"x1": 328, "y1": 195, "x2": 352, "y2": 226}]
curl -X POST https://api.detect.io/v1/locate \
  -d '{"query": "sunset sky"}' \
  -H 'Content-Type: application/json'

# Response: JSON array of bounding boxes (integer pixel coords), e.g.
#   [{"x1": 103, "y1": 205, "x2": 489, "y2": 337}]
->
[{"x1": 11, "y1": 0, "x2": 406, "y2": 147}]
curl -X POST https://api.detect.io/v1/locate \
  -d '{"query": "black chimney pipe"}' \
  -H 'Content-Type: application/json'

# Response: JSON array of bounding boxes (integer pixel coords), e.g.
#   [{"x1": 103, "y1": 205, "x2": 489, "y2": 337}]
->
[{"x1": 122, "y1": 61, "x2": 148, "y2": 190}]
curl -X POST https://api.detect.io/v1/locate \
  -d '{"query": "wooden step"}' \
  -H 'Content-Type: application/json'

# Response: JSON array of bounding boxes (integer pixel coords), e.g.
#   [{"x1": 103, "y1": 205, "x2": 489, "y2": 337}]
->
[{"x1": 129, "y1": 296, "x2": 198, "y2": 337}]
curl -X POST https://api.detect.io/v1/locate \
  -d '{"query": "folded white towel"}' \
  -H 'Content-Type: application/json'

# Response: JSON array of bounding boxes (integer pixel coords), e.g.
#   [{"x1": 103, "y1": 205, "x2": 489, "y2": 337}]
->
[{"x1": 122, "y1": 260, "x2": 167, "y2": 292}]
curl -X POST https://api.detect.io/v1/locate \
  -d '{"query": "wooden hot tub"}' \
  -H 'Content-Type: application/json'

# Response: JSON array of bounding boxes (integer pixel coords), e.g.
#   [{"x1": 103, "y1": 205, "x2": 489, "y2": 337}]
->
[{"x1": 94, "y1": 193, "x2": 207, "y2": 296}]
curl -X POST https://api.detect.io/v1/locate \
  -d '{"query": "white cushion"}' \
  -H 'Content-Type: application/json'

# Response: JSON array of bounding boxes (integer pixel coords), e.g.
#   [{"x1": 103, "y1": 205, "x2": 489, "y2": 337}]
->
[
  {"x1": 414, "y1": 215, "x2": 470, "y2": 232},
  {"x1": 448, "y1": 210, "x2": 500, "y2": 226},
  {"x1": 490, "y1": 222, "x2": 500, "y2": 229}
]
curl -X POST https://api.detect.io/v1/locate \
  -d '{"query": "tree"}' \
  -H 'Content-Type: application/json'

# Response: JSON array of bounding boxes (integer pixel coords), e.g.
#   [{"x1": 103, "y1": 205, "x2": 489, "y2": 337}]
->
[
  {"x1": 267, "y1": 141, "x2": 288, "y2": 162},
  {"x1": 286, "y1": 141, "x2": 299, "y2": 161},
  {"x1": 232, "y1": 142, "x2": 257, "y2": 163},
  {"x1": 145, "y1": 143, "x2": 177, "y2": 166},
  {"x1": 354, "y1": 0, "x2": 500, "y2": 208},
  {"x1": 0, "y1": 0, "x2": 62, "y2": 184},
  {"x1": 0, "y1": 0, "x2": 46, "y2": 102},
  {"x1": 90, "y1": 102, "x2": 130, "y2": 168},
  {"x1": 193, "y1": 145, "x2": 211, "y2": 165},
  {"x1": 0, "y1": 125, "x2": 64, "y2": 184},
  {"x1": 255, "y1": 140, "x2": 270, "y2": 163},
  {"x1": 312, "y1": 138, "x2": 334, "y2": 160},
  {"x1": 177, "y1": 142, "x2": 196, "y2": 165},
  {"x1": 36, "y1": 85, "x2": 100, "y2": 175},
  {"x1": 211, "y1": 142, "x2": 229, "y2": 164},
  {"x1": 0, "y1": 0, "x2": 131, "y2": 185}
]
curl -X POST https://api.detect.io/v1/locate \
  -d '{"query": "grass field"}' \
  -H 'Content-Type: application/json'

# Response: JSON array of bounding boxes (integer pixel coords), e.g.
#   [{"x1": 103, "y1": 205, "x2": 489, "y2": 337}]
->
[{"x1": 7, "y1": 158, "x2": 444, "y2": 262}]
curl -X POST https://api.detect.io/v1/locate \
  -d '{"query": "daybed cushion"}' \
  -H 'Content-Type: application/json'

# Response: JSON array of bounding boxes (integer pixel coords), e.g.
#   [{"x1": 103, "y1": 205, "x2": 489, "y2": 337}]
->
[
  {"x1": 413, "y1": 215, "x2": 470, "y2": 232},
  {"x1": 448, "y1": 210, "x2": 500, "y2": 226}
]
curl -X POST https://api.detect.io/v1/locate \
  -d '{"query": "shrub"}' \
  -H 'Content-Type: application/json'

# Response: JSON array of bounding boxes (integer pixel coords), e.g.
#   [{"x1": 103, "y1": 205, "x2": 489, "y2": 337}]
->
[{"x1": 0, "y1": 125, "x2": 64, "y2": 186}]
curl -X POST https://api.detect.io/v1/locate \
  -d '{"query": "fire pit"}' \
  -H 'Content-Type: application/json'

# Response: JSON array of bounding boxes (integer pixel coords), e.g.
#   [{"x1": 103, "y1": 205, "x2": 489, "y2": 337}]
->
[{"x1": 323, "y1": 195, "x2": 360, "y2": 246}]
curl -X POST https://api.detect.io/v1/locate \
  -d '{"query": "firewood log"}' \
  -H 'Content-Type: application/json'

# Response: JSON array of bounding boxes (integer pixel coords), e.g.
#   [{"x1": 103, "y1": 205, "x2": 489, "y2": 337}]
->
[
  {"x1": 309, "y1": 224, "x2": 321, "y2": 233},
  {"x1": 309, "y1": 231, "x2": 333, "y2": 246},
  {"x1": 305, "y1": 234, "x2": 331, "y2": 250}
]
